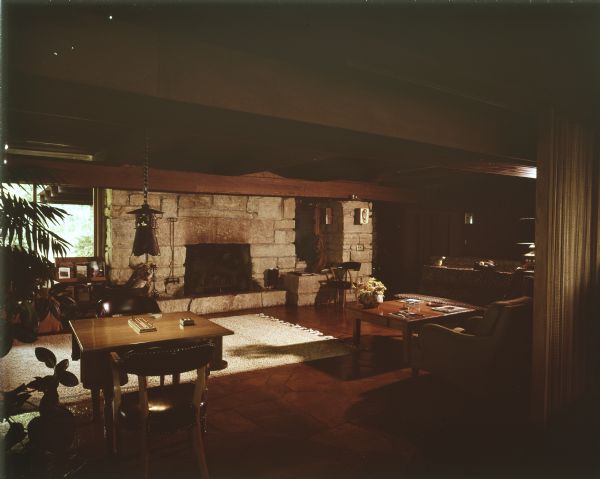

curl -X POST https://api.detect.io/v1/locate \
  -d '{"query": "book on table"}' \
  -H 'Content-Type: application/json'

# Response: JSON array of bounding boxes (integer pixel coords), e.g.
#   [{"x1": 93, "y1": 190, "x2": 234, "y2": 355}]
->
[{"x1": 128, "y1": 316, "x2": 157, "y2": 333}]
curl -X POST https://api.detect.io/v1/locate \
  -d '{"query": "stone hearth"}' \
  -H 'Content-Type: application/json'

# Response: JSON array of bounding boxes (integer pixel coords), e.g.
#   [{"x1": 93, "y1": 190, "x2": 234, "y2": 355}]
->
[
  {"x1": 106, "y1": 190, "x2": 296, "y2": 297},
  {"x1": 105, "y1": 189, "x2": 374, "y2": 309},
  {"x1": 158, "y1": 290, "x2": 287, "y2": 315}
]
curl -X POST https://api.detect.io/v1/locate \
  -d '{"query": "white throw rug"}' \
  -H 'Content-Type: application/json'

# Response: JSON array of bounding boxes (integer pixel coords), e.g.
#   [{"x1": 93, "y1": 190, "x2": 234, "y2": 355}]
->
[{"x1": 0, "y1": 313, "x2": 350, "y2": 404}]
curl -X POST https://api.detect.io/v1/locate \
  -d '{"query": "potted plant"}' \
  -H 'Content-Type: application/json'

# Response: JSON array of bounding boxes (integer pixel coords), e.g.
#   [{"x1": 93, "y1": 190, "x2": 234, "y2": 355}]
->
[
  {"x1": 0, "y1": 184, "x2": 70, "y2": 355},
  {"x1": 1, "y1": 347, "x2": 80, "y2": 477},
  {"x1": 0, "y1": 184, "x2": 80, "y2": 476},
  {"x1": 355, "y1": 277, "x2": 387, "y2": 308}
]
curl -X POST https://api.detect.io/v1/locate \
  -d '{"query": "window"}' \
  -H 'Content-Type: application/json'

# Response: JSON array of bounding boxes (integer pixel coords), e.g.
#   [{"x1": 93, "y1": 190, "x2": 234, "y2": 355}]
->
[{"x1": 1, "y1": 183, "x2": 96, "y2": 261}]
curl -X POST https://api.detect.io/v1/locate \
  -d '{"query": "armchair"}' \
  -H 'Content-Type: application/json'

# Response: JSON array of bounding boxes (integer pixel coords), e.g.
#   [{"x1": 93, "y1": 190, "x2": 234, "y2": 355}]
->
[{"x1": 413, "y1": 296, "x2": 532, "y2": 394}]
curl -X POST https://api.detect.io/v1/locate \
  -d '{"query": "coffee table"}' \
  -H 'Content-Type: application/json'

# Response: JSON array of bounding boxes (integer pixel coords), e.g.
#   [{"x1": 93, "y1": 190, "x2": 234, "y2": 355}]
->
[{"x1": 347, "y1": 295, "x2": 481, "y2": 364}]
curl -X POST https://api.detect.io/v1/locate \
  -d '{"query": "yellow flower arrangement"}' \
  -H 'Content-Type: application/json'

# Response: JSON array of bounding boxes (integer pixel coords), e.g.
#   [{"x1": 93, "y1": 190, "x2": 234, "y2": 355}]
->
[{"x1": 355, "y1": 276, "x2": 386, "y2": 305}]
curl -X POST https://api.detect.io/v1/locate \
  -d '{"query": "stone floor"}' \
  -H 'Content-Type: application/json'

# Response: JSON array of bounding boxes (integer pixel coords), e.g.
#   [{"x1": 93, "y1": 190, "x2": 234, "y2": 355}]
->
[{"x1": 28, "y1": 305, "x2": 599, "y2": 479}]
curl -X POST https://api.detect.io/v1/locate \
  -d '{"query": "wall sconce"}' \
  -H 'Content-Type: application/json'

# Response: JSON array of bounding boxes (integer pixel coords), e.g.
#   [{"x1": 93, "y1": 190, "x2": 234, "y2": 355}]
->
[
  {"x1": 354, "y1": 208, "x2": 370, "y2": 225},
  {"x1": 464, "y1": 212, "x2": 475, "y2": 225},
  {"x1": 323, "y1": 207, "x2": 333, "y2": 225}
]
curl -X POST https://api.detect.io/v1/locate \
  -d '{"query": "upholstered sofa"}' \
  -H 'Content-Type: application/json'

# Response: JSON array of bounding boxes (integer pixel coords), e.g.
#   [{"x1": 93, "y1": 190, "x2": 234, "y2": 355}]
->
[{"x1": 420, "y1": 257, "x2": 523, "y2": 306}]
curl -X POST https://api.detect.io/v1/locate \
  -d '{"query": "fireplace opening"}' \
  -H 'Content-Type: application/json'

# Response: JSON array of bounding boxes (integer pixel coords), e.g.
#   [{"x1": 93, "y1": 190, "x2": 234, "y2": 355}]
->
[{"x1": 184, "y1": 244, "x2": 253, "y2": 295}]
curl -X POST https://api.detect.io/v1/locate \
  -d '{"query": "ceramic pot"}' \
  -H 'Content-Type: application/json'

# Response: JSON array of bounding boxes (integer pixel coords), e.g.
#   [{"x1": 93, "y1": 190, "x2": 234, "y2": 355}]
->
[{"x1": 359, "y1": 295, "x2": 377, "y2": 309}]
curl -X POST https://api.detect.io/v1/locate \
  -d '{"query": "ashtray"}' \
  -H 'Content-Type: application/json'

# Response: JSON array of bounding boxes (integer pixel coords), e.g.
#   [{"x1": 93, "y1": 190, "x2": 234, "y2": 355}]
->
[{"x1": 179, "y1": 318, "x2": 195, "y2": 327}]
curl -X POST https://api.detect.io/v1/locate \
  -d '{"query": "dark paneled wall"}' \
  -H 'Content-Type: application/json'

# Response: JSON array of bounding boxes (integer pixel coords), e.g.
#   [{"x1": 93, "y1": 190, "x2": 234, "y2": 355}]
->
[{"x1": 373, "y1": 186, "x2": 535, "y2": 295}]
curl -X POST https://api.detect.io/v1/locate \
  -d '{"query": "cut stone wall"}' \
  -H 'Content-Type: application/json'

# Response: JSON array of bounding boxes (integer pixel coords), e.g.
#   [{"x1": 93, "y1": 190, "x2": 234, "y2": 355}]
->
[
  {"x1": 320, "y1": 200, "x2": 373, "y2": 278},
  {"x1": 157, "y1": 290, "x2": 287, "y2": 315},
  {"x1": 106, "y1": 190, "x2": 375, "y2": 307},
  {"x1": 340, "y1": 201, "x2": 373, "y2": 278},
  {"x1": 283, "y1": 200, "x2": 374, "y2": 306},
  {"x1": 105, "y1": 190, "x2": 296, "y2": 297}
]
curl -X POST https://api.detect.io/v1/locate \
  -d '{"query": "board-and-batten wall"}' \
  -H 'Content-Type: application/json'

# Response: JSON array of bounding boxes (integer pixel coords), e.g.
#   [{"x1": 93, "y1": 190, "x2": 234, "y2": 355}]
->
[
  {"x1": 533, "y1": 111, "x2": 600, "y2": 424},
  {"x1": 373, "y1": 198, "x2": 534, "y2": 295}
]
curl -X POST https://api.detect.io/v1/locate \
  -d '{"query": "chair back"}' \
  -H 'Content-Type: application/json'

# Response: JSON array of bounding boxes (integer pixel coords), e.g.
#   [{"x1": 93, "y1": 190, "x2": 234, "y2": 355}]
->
[
  {"x1": 118, "y1": 342, "x2": 215, "y2": 377},
  {"x1": 341, "y1": 261, "x2": 361, "y2": 272},
  {"x1": 491, "y1": 296, "x2": 533, "y2": 342},
  {"x1": 96, "y1": 295, "x2": 161, "y2": 318},
  {"x1": 111, "y1": 341, "x2": 215, "y2": 477},
  {"x1": 472, "y1": 296, "x2": 531, "y2": 337},
  {"x1": 341, "y1": 261, "x2": 361, "y2": 285}
]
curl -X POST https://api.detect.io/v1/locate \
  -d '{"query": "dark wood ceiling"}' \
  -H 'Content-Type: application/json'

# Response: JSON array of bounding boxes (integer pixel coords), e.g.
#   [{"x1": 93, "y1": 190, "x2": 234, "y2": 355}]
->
[{"x1": 4, "y1": 2, "x2": 598, "y2": 192}]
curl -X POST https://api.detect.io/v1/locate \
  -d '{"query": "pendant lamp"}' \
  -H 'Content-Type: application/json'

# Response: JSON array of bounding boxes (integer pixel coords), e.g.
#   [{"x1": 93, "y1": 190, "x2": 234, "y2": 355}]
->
[{"x1": 128, "y1": 133, "x2": 163, "y2": 257}]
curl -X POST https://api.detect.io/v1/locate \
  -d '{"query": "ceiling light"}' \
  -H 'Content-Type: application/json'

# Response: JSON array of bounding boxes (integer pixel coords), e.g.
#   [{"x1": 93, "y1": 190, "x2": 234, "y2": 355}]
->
[
  {"x1": 4, "y1": 144, "x2": 8, "y2": 151},
  {"x1": 5, "y1": 147, "x2": 93, "y2": 162}
]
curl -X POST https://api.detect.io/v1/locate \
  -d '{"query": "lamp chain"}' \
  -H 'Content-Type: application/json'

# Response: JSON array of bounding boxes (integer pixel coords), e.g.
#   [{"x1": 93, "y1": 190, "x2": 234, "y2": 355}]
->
[{"x1": 143, "y1": 131, "x2": 149, "y2": 205}]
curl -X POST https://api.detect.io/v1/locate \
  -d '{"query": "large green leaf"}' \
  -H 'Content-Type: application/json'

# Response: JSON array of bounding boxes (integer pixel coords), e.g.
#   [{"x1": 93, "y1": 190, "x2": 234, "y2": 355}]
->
[
  {"x1": 4, "y1": 422, "x2": 26, "y2": 450},
  {"x1": 57, "y1": 370, "x2": 79, "y2": 387},
  {"x1": 35, "y1": 347, "x2": 57, "y2": 368},
  {"x1": 0, "y1": 320, "x2": 13, "y2": 357},
  {"x1": 0, "y1": 385, "x2": 31, "y2": 419},
  {"x1": 55, "y1": 358, "x2": 69, "y2": 373}
]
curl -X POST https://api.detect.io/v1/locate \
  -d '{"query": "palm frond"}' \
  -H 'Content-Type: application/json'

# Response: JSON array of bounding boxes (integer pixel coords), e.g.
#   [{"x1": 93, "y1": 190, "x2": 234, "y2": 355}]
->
[{"x1": 0, "y1": 187, "x2": 71, "y2": 256}]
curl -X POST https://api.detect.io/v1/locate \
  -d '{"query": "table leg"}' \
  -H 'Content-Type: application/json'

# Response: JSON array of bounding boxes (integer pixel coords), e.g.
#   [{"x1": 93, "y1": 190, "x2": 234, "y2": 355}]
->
[
  {"x1": 402, "y1": 323, "x2": 411, "y2": 365},
  {"x1": 210, "y1": 336, "x2": 228, "y2": 371},
  {"x1": 353, "y1": 318, "x2": 361, "y2": 347},
  {"x1": 102, "y1": 383, "x2": 114, "y2": 455},
  {"x1": 91, "y1": 388, "x2": 101, "y2": 421}
]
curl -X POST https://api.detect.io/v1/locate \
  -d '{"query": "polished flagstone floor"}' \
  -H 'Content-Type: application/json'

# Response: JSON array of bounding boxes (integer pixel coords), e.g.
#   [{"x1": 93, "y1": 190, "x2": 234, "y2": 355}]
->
[{"x1": 59, "y1": 304, "x2": 594, "y2": 479}]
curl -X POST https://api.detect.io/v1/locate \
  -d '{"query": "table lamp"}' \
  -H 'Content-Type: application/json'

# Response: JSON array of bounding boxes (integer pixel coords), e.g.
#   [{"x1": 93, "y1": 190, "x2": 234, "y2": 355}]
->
[{"x1": 517, "y1": 217, "x2": 535, "y2": 270}]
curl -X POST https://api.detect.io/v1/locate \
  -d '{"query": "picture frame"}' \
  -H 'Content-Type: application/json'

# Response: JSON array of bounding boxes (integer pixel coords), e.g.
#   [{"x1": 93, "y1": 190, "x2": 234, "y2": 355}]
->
[
  {"x1": 75, "y1": 263, "x2": 88, "y2": 279},
  {"x1": 88, "y1": 260, "x2": 101, "y2": 277},
  {"x1": 58, "y1": 266, "x2": 71, "y2": 279}
]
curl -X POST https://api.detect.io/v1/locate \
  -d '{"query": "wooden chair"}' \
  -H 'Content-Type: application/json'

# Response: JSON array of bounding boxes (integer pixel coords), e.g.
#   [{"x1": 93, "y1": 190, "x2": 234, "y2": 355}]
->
[
  {"x1": 325, "y1": 261, "x2": 361, "y2": 307},
  {"x1": 96, "y1": 295, "x2": 161, "y2": 318},
  {"x1": 111, "y1": 342, "x2": 215, "y2": 479}
]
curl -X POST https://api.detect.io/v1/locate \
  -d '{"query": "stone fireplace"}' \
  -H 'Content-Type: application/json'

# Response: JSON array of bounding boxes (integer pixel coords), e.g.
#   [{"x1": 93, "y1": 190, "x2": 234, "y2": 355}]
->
[
  {"x1": 184, "y1": 244, "x2": 254, "y2": 295},
  {"x1": 105, "y1": 190, "x2": 297, "y2": 298},
  {"x1": 105, "y1": 189, "x2": 374, "y2": 310}
]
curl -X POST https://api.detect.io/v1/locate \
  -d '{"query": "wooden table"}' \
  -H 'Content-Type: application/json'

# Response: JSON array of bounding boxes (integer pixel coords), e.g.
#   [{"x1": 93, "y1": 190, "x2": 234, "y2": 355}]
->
[
  {"x1": 70, "y1": 311, "x2": 234, "y2": 453},
  {"x1": 347, "y1": 297, "x2": 480, "y2": 364}
]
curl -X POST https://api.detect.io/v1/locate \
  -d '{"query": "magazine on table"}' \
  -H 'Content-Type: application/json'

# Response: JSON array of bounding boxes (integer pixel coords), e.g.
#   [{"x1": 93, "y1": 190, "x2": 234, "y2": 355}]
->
[{"x1": 430, "y1": 305, "x2": 470, "y2": 314}]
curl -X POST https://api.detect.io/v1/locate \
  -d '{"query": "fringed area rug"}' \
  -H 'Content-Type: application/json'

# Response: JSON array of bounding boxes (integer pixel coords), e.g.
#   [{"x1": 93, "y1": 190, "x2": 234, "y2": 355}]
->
[{"x1": 0, "y1": 313, "x2": 350, "y2": 404}]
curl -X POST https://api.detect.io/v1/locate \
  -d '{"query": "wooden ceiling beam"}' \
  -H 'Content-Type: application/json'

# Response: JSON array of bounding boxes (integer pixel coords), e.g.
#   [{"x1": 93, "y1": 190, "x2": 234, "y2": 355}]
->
[
  {"x1": 5, "y1": 157, "x2": 419, "y2": 203},
  {"x1": 8, "y1": 12, "x2": 534, "y2": 160}
]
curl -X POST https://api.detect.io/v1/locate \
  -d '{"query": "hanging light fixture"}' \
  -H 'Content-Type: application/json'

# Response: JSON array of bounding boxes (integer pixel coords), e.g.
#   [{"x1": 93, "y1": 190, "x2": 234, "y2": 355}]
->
[{"x1": 128, "y1": 132, "x2": 163, "y2": 257}]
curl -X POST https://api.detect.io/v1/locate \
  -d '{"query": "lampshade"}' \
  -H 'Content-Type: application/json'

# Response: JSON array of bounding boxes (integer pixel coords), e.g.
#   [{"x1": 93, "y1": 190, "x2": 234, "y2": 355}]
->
[
  {"x1": 128, "y1": 203, "x2": 162, "y2": 256},
  {"x1": 517, "y1": 217, "x2": 535, "y2": 245}
]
